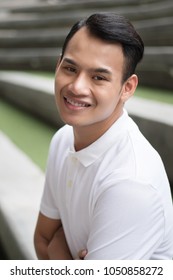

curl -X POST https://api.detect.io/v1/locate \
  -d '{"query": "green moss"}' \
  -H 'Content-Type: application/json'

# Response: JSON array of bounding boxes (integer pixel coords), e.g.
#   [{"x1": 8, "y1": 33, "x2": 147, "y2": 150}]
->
[
  {"x1": 135, "y1": 86, "x2": 173, "y2": 105},
  {"x1": 24, "y1": 71, "x2": 55, "y2": 79},
  {"x1": 0, "y1": 99, "x2": 57, "y2": 171}
]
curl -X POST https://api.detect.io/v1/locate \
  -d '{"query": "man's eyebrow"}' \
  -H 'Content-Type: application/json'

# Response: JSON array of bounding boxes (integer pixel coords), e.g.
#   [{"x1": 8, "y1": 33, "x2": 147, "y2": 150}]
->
[
  {"x1": 93, "y1": 68, "x2": 112, "y2": 75},
  {"x1": 63, "y1": 58, "x2": 77, "y2": 65}
]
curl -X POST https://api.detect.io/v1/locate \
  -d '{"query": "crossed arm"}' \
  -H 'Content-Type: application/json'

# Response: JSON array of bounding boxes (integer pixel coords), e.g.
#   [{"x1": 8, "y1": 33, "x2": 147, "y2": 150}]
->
[
  {"x1": 34, "y1": 212, "x2": 87, "y2": 260},
  {"x1": 34, "y1": 181, "x2": 163, "y2": 260}
]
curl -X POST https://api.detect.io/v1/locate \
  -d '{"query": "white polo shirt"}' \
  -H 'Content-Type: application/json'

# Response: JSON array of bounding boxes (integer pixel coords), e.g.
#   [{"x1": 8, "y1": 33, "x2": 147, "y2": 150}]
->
[{"x1": 40, "y1": 110, "x2": 173, "y2": 259}]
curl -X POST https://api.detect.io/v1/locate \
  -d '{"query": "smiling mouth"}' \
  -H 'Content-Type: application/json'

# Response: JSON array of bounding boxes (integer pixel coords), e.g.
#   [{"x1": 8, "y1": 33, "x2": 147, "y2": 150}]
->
[{"x1": 64, "y1": 97, "x2": 91, "y2": 108}]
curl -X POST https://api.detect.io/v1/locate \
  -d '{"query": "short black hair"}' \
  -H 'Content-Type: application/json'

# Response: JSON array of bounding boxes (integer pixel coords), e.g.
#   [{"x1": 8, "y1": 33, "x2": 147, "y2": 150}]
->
[{"x1": 61, "y1": 13, "x2": 144, "y2": 83}]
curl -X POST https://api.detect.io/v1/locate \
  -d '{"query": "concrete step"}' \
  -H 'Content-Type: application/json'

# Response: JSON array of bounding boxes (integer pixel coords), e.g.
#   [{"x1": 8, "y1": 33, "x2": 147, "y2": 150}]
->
[
  {"x1": 0, "y1": 48, "x2": 61, "y2": 72},
  {"x1": 0, "y1": 27, "x2": 69, "y2": 48},
  {"x1": 0, "y1": 131, "x2": 44, "y2": 259},
  {"x1": 9, "y1": 1, "x2": 173, "y2": 24},
  {"x1": 0, "y1": 47, "x2": 60, "y2": 71},
  {"x1": 0, "y1": 71, "x2": 63, "y2": 127},
  {"x1": 135, "y1": 17, "x2": 173, "y2": 46},
  {"x1": 0, "y1": 0, "x2": 173, "y2": 30},
  {"x1": 4, "y1": 0, "x2": 160, "y2": 14},
  {"x1": 0, "y1": 19, "x2": 173, "y2": 49},
  {"x1": 137, "y1": 47, "x2": 173, "y2": 90},
  {"x1": 0, "y1": 12, "x2": 82, "y2": 30}
]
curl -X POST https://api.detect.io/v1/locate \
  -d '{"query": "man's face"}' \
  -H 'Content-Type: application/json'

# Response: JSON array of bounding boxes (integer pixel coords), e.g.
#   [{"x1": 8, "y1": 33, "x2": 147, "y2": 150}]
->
[{"x1": 55, "y1": 27, "x2": 131, "y2": 129}]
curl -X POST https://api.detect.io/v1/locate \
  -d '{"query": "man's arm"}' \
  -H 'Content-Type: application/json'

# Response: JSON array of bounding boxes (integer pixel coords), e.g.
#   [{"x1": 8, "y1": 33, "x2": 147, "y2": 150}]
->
[
  {"x1": 34, "y1": 212, "x2": 73, "y2": 259},
  {"x1": 34, "y1": 212, "x2": 62, "y2": 259},
  {"x1": 47, "y1": 226, "x2": 73, "y2": 259}
]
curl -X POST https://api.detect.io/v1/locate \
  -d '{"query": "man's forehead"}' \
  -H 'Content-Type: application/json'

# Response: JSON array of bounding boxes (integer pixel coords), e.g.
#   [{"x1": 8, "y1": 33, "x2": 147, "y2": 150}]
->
[
  {"x1": 65, "y1": 27, "x2": 91, "y2": 49},
  {"x1": 65, "y1": 27, "x2": 123, "y2": 55}
]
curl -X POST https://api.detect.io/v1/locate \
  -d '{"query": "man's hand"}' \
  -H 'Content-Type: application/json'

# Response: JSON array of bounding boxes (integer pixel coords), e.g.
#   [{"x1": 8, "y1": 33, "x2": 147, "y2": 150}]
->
[{"x1": 77, "y1": 249, "x2": 88, "y2": 260}]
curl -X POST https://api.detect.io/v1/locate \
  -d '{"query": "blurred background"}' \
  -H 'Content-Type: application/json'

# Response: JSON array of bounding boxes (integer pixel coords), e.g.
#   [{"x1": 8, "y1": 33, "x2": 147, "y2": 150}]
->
[{"x1": 0, "y1": 0, "x2": 173, "y2": 259}]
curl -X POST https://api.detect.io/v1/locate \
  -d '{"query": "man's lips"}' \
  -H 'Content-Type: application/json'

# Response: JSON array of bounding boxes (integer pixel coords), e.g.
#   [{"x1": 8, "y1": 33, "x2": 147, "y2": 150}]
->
[{"x1": 64, "y1": 97, "x2": 91, "y2": 108}]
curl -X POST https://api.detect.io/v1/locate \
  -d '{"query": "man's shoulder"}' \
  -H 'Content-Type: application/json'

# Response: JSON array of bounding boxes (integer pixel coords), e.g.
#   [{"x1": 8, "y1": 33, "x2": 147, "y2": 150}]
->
[
  {"x1": 52, "y1": 124, "x2": 72, "y2": 142},
  {"x1": 49, "y1": 125, "x2": 73, "y2": 152}
]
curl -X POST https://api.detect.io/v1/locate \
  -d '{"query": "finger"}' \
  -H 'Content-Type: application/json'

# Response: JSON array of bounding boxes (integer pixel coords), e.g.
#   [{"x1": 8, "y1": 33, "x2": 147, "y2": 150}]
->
[{"x1": 78, "y1": 249, "x2": 88, "y2": 259}]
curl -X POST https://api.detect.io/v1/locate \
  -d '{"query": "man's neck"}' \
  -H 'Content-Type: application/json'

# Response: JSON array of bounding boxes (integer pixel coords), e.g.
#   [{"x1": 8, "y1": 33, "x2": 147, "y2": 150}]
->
[
  {"x1": 73, "y1": 125, "x2": 106, "y2": 151},
  {"x1": 73, "y1": 109, "x2": 123, "y2": 151}
]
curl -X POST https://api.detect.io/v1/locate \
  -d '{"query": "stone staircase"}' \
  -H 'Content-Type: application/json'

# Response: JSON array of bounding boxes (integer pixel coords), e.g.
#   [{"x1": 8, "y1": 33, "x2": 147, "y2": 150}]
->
[
  {"x1": 0, "y1": 0, "x2": 173, "y2": 89},
  {"x1": 0, "y1": 131, "x2": 44, "y2": 259}
]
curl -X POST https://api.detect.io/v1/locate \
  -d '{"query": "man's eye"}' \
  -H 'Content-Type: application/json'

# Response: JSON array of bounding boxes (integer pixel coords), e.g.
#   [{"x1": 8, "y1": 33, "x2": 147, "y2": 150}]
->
[
  {"x1": 93, "y1": 75, "x2": 106, "y2": 81},
  {"x1": 64, "y1": 66, "x2": 76, "y2": 73}
]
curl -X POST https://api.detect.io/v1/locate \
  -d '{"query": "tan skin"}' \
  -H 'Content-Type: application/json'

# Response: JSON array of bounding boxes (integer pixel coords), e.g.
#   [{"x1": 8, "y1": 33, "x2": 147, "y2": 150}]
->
[
  {"x1": 34, "y1": 213, "x2": 85, "y2": 259},
  {"x1": 34, "y1": 27, "x2": 138, "y2": 260}
]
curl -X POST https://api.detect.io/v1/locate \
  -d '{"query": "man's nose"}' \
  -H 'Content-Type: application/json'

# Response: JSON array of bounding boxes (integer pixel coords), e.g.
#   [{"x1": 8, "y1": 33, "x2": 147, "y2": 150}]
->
[{"x1": 69, "y1": 73, "x2": 90, "y2": 95}]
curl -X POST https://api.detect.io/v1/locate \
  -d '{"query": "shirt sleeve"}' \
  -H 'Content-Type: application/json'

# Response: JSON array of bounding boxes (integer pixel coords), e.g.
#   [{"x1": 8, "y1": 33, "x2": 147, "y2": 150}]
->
[
  {"x1": 40, "y1": 134, "x2": 61, "y2": 220},
  {"x1": 85, "y1": 179, "x2": 165, "y2": 259}
]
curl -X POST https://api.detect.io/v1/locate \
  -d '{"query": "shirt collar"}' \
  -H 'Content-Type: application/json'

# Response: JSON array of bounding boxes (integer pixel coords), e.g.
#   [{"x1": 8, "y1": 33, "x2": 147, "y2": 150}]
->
[{"x1": 69, "y1": 110, "x2": 129, "y2": 167}]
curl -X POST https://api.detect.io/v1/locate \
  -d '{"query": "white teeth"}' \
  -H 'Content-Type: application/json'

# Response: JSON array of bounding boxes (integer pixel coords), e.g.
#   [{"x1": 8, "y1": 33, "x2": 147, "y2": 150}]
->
[{"x1": 65, "y1": 97, "x2": 89, "y2": 107}]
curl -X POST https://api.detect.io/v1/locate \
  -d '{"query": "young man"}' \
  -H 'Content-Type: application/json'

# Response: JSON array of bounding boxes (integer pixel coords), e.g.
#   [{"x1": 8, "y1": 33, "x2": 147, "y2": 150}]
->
[{"x1": 34, "y1": 13, "x2": 173, "y2": 259}]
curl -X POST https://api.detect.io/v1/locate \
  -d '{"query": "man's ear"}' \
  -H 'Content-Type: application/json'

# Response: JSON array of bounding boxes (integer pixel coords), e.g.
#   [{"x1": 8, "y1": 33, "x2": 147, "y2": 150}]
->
[{"x1": 121, "y1": 74, "x2": 138, "y2": 103}]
